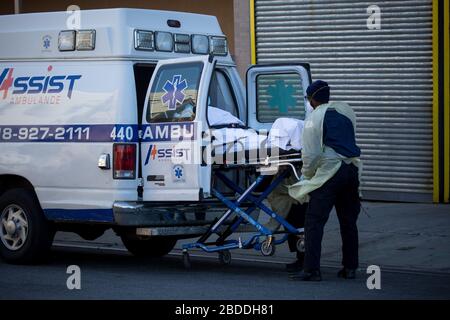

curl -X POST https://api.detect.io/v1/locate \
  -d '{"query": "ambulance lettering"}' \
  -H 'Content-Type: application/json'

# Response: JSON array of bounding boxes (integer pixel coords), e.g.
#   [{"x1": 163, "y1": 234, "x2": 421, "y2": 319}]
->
[
  {"x1": 141, "y1": 122, "x2": 195, "y2": 142},
  {"x1": 0, "y1": 66, "x2": 82, "y2": 104},
  {"x1": 144, "y1": 145, "x2": 190, "y2": 165}
]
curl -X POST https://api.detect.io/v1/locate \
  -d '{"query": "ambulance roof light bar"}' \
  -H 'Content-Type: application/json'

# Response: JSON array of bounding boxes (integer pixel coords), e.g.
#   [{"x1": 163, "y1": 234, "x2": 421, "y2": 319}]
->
[
  {"x1": 209, "y1": 36, "x2": 227, "y2": 56},
  {"x1": 134, "y1": 30, "x2": 154, "y2": 51},
  {"x1": 58, "y1": 30, "x2": 96, "y2": 51},
  {"x1": 76, "y1": 30, "x2": 96, "y2": 50},
  {"x1": 191, "y1": 34, "x2": 209, "y2": 54},
  {"x1": 155, "y1": 31, "x2": 174, "y2": 52},
  {"x1": 58, "y1": 30, "x2": 76, "y2": 51},
  {"x1": 134, "y1": 29, "x2": 227, "y2": 56}
]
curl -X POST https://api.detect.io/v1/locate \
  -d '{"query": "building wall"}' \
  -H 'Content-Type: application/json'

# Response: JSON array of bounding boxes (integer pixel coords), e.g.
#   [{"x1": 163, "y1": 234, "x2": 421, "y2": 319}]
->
[
  {"x1": 0, "y1": 0, "x2": 14, "y2": 15},
  {"x1": 233, "y1": 0, "x2": 251, "y2": 79}
]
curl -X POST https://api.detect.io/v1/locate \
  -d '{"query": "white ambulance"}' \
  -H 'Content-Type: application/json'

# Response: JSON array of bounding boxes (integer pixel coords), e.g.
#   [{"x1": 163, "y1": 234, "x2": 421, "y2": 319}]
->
[{"x1": 0, "y1": 8, "x2": 311, "y2": 263}]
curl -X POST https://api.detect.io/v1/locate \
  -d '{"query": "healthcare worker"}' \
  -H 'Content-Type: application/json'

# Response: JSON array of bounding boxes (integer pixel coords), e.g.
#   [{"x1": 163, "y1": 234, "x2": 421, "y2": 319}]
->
[{"x1": 288, "y1": 80, "x2": 362, "y2": 281}]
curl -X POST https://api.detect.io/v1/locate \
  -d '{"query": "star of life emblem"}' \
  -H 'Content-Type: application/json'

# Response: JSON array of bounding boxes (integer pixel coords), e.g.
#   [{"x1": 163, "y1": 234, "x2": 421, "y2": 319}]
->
[{"x1": 161, "y1": 75, "x2": 188, "y2": 110}]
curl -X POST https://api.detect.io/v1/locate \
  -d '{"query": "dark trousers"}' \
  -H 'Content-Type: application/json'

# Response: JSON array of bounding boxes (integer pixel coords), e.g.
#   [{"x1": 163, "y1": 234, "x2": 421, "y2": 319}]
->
[{"x1": 304, "y1": 162, "x2": 360, "y2": 272}]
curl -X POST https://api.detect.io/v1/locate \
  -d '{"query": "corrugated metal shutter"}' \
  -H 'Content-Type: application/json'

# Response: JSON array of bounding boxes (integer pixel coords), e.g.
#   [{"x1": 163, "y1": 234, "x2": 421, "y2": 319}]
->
[{"x1": 255, "y1": 0, "x2": 433, "y2": 202}]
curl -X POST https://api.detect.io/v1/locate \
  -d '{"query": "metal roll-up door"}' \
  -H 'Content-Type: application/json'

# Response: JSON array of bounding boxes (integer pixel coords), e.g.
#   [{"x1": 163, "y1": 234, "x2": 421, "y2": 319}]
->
[{"x1": 255, "y1": 0, "x2": 433, "y2": 202}]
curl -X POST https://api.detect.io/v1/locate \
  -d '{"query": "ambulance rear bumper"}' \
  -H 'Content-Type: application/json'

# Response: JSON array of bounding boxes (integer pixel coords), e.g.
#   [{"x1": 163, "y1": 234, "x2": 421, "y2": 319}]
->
[{"x1": 112, "y1": 201, "x2": 226, "y2": 234}]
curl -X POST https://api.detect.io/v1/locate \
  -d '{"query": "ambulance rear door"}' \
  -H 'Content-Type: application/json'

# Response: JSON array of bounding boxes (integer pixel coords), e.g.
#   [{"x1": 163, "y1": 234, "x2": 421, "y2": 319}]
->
[
  {"x1": 141, "y1": 56, "x2": 214, "y2": 201},
  {"x1": 246, "y1": 64, "x2": 312, "y2": 130}
]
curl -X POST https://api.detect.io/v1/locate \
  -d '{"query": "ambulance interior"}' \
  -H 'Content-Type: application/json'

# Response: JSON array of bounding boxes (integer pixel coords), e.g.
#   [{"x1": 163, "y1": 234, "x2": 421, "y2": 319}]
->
[{"x1": 134, "y1": 62, "x2": 305, "y2": 202}]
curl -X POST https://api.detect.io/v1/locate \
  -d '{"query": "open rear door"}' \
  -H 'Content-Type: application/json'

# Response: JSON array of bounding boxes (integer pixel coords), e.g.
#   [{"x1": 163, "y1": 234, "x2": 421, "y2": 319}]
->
[
  {"x1": 141, "y1": 56, "x2": 214, "y2": 201},
  {"x1": 247, "y1": 64, "x2": 312, "y2": 130}
]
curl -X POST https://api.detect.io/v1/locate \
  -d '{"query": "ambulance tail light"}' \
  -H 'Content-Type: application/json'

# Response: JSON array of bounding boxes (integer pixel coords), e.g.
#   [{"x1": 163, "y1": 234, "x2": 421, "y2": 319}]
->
[{"x1": 113, "y1": 144, "x2": 136, "y2": 179}]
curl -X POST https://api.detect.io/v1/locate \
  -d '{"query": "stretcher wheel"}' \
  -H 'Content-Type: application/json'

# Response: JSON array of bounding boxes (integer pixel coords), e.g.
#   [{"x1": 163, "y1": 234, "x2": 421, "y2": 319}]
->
[
  {"x1": 182, "y1": 251, "x2": 191, "y2": 269},
  {"x1": 261, "y1": 240, "x2": 276, "y2": 256},
  {"x1": 296, "y1": 233, "x2": 305, "y2": 253},
  {"x1": 218, "y1": 250, "x2": 232, "y2": 265}
]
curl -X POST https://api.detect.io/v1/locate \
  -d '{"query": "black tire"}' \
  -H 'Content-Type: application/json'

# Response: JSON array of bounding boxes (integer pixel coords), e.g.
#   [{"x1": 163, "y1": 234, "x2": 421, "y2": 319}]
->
[
  {"x1": 0, "y1": 188, "x2": 55, "y2": 264},
  {"x1": 218, "y1": 250, "x2": 231, "y2": 265},
  {"x1": 260, "y1": 239, "x2": 276, "y2": 256},
  {"x1": 121, "y1": 235, "x2": 177, "y2": 258}
]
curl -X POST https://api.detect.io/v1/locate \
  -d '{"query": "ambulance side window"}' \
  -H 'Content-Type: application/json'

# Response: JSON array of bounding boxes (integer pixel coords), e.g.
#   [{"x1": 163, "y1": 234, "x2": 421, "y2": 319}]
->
[
  {"x1": 208, "y1": 70, "x2": 238, "y2": 118},
  {"x1": 147, "y1": 62, "x2": 203, "y2": 123}
]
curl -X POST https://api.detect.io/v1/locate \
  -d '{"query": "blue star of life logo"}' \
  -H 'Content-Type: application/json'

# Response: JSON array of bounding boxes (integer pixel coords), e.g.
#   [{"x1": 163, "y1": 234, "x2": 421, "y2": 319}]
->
[
  {"x1": 173, "y1": 165, "x2": 184, "y2": 180},
  {"x1": 267, "y1": 79, "x2": 297, "y2": 114},
  {"x1": 162, "y1": 75, "x2": 188, "y2": 111},
  {"x1": 43, "y1": 36, "x2": 51, "y2": 49}
]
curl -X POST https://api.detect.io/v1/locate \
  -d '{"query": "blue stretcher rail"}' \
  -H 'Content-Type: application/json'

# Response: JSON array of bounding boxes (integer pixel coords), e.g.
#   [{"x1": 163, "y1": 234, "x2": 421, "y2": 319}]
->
[{"x1": 181, "y1": 166, "x2": 304, "y2": 268}]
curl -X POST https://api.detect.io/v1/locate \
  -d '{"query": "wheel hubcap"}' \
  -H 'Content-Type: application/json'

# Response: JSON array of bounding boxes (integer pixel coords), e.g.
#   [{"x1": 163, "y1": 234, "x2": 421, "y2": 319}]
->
[
  {"x1": 1, "y1": 205, "x2": 29, "y2": 251},
  {"x1": 5, "y1": 220, "x2": 17, "y2": 235}
]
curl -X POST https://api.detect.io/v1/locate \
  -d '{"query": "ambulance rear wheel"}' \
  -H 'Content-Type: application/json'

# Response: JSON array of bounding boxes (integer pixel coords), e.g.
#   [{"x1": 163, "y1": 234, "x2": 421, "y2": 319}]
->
[
  {"x1": 121, "y1": 235, "x2": 177, "y2": 258},
  {"x1": 0, "y1": 189, "x2": 55, "y2": 264}
]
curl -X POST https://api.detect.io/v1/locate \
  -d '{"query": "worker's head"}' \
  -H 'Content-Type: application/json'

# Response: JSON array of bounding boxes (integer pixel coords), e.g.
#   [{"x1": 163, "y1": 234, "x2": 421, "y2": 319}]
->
[{"x1": 306, "y1": 80, "x2": 330, "y2": 109}]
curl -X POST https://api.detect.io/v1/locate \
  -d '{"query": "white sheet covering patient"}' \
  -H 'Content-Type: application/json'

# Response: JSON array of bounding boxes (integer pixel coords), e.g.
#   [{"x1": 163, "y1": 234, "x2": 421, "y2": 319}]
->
[
  {"x1": 268, "y1": 118, "x2": 304, "y2": 151},
  {"x1": 208, "y1": 106, "x2": 245, "y2": 127},
  {"x1": 208, "y1": 107, "x2": 304, "y2": 152}
]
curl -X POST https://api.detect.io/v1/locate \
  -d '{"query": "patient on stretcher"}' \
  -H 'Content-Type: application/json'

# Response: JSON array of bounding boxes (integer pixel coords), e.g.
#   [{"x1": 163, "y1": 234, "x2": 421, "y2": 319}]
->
[
  {"x1": 207, "y1": 106, "x2": 304, "y2": 164},
  {"x1": 208, "y1": 107, "x2": 304, "y2": 232}
]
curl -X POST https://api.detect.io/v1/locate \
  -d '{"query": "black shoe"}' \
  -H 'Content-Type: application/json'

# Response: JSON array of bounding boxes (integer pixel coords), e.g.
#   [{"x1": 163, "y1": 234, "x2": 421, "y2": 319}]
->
[
  {"x1": 285, "y1": 259, "x2": 304, "y2": 273},
  {"x1": 289, "y1": 270, "x2": 322, "y2": 281},
  {"x1": 337, "y1": 268, "x2": 356, "y2": 279}
]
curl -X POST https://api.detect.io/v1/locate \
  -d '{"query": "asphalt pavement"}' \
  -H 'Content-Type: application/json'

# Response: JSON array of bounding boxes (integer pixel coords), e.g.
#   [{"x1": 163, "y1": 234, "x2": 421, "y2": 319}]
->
[
  {"x1": 1, "y1": 246, "x2": 450, "y2": 300},
  {"x1": 0, "y1": 201, "x2": 449, "y2": 300}
]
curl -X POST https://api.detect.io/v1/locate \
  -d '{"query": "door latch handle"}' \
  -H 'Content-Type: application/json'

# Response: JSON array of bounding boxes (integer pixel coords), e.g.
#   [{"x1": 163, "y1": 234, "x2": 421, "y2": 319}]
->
[{"x1": 98, "y1": 154, "x2": 110, "y2": 169}]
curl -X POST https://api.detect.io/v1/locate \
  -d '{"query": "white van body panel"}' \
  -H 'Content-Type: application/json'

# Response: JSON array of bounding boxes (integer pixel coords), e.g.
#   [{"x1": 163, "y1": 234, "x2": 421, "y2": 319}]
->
[
  {"x1": 0, "y1": 60, "x2": 138, "y2": 221},
  {"x1": 0, "y1": 8, "x2": 242, "y2": 226}
]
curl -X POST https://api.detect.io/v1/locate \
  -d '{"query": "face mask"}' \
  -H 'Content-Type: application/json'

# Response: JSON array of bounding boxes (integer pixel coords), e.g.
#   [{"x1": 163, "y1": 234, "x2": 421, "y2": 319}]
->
[{"x1": 306, "y1": 100, "x2": 314, "y2": 114}]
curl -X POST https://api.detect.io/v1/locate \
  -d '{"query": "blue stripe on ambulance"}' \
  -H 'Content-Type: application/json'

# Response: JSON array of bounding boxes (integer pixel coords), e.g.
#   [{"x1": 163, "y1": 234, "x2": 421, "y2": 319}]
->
[
  {"x1": 0, "y1": 122, "x2": 197, "y2": 143},
  {"x1": 43, "y1": 208, "x2": 114, "y2": 223}
]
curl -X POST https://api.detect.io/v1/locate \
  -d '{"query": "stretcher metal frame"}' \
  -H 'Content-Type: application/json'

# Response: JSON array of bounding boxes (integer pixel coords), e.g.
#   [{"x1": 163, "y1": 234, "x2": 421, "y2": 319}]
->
[{"x1": 181, "y1": 151, "x2": 304, "y2": 268}]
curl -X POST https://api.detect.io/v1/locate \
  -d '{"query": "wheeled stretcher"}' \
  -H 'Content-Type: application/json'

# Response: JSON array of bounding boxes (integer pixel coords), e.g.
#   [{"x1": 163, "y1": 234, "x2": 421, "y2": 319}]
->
[{"x1": 181, "y1": 140, "x2": 305, "y2": 268}]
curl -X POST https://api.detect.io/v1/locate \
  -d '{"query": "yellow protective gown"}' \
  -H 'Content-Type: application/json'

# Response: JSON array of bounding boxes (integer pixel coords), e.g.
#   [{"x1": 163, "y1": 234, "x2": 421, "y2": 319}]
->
[
  {"x1": 287, "y1": 101, "x2": 362, "y2": 204},
  {"x1": 266, "y1": 173, "x2": 298, "y2": 231}
]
